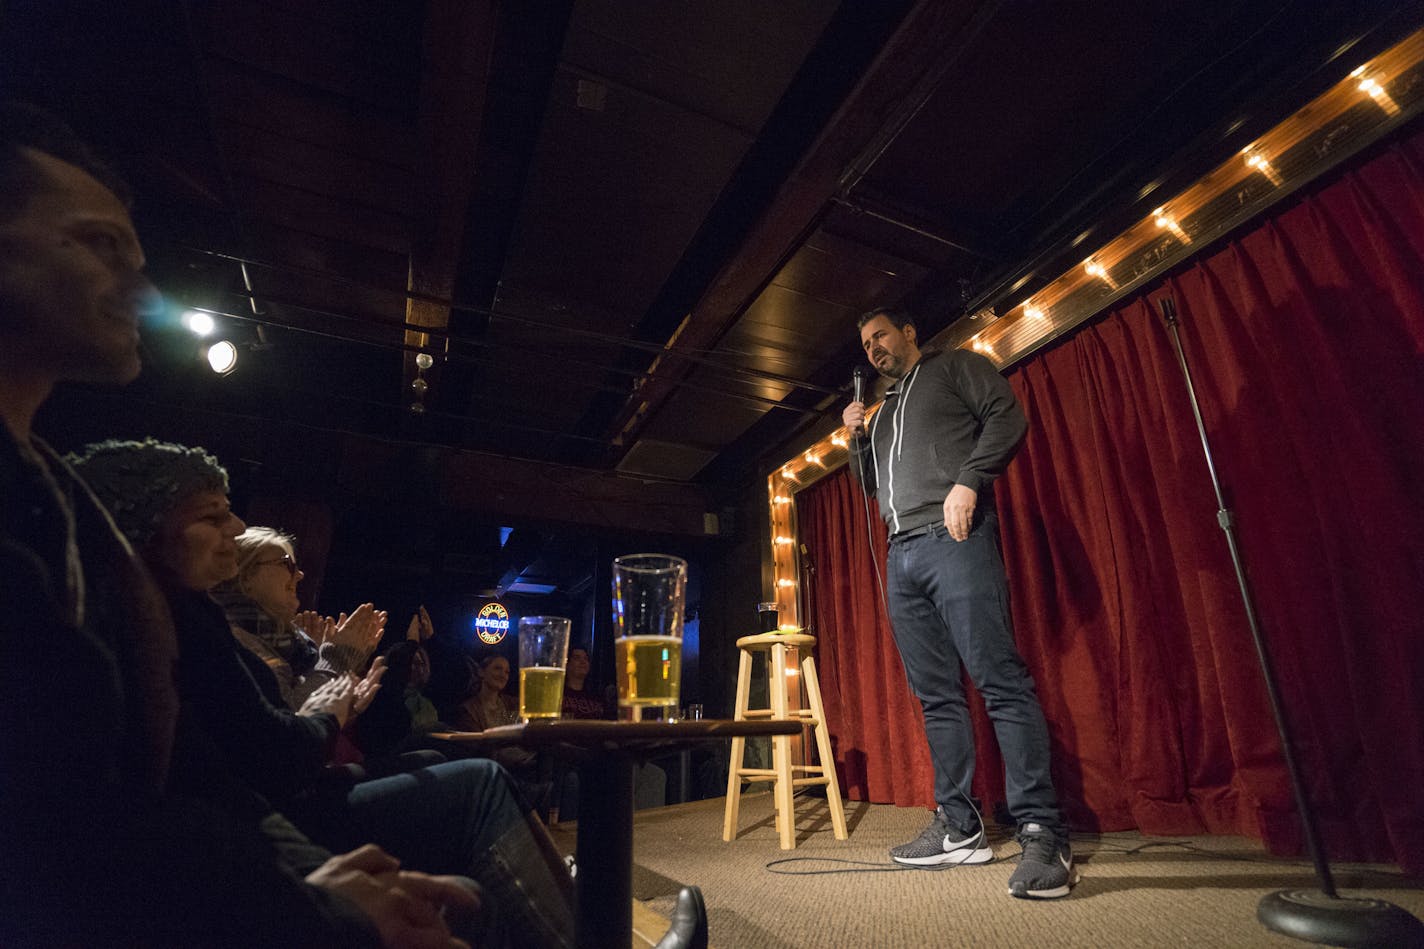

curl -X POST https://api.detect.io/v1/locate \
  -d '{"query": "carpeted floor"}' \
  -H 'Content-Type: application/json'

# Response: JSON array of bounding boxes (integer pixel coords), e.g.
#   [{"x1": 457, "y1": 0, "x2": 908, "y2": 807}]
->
[{"x1": 549, "y1": 793, "x2": 1424, "y2": 948}]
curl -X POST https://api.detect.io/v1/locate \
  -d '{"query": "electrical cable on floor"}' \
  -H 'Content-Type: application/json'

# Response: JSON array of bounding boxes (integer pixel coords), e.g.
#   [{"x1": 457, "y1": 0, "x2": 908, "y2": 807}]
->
[{"x1": 763, "y1": 855, "x2": 990, "y2": 875}]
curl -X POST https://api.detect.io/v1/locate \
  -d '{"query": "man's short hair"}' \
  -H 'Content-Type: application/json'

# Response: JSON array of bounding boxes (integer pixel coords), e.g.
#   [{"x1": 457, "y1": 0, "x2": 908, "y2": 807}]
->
[
  {"x1": 66, "y1": 439, "x2": 229, "y2": 548},
  {"x1": 0, "y1": 100, "x2": 132, "y2": 221},
  {"x1": 857, "y1": 306, "x2": 914, "y2": 331}
]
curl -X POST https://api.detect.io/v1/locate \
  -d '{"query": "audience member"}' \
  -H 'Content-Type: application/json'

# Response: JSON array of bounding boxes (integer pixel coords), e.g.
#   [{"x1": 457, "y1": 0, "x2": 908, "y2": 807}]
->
[
  {"x1": 451, "y1": 653, "x2": 520, "y2": 731},
  {"x1": 212, "y1": 525, "x2": 385, "y2": 709},
  {"x1": 0, "y1": 99, "x2": 475, "y2": 948},
  {"x1": 355, "y1": 639, "x2": 448, "y2": 757},
  {"x1": 448, "y1": 653, "x2": 556, "y2": 815},
  {"x1": 72, "y1": 438, "x2": 576, "y2": 949},
  {"x1": 560, "y1": 646, "x2": 610, "y2": 718}
]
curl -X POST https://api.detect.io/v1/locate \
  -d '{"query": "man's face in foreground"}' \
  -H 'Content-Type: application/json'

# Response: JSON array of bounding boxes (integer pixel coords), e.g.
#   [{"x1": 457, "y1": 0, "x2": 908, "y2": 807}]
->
[{"x1": 0, "y1": 147, "x2": 152, "y2": 385}]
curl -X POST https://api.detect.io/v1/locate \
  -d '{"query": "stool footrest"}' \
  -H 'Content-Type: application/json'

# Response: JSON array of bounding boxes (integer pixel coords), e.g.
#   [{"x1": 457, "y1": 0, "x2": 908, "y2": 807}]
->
[
  {"x1": 735, "y1": 767, "x2": 832, "y2": 780},
  {"x1": 736, "y1": 710, "x2": 819, "y2": 722}
]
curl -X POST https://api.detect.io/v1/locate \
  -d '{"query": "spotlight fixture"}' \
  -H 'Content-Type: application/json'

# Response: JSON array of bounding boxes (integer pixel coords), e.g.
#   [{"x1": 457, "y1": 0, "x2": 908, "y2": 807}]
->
[
  {"x1": 182, "y1": 310, "x2": 215, "y2": 336},
  {"x1": 206, "y1": 340, "x2": 238, "y2": 375}
]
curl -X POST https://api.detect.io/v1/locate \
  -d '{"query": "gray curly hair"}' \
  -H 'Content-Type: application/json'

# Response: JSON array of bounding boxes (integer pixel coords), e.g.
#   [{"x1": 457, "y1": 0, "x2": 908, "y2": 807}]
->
[{"x1": 67, "y1": 438, "x2": 229, "y2": 548}]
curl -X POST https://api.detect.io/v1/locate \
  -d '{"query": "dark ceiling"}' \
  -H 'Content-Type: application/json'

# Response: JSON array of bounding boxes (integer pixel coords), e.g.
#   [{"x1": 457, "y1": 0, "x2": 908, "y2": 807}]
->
[{"x1": 4, "y1": 0, "x2": 1420, "y2": 596}]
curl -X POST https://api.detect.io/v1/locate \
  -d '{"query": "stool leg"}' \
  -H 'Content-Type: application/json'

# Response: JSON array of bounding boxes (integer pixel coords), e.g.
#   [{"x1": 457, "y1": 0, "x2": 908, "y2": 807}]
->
[
  {"x1": 722, "y1": 648, "x2": 754, "y2": 842},
  {"x1": 771, "y1": 643, "x2": 796, "y2": 849},
  {"x1": 802, "y1": 654, "x2": 848, "y2": 840}
]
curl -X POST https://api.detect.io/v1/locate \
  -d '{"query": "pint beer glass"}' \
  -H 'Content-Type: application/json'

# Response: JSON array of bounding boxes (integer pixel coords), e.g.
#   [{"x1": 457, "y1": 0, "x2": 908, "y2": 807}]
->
[
  {"x1": 612, "y1": 554, "x2": 687, "y2": 721},
  {"x1": 518, "y1": 615, "x2": 572, "y2": 721}
]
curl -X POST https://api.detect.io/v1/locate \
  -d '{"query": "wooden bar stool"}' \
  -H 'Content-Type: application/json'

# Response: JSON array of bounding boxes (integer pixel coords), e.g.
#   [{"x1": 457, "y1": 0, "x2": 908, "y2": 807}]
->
[{"x1": 722, "y1": 631, "x2": 848, "y2": 849}]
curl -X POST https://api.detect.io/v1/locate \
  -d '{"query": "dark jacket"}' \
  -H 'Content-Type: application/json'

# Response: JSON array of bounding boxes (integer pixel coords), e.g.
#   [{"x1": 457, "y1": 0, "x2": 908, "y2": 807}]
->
[
  {"x1": 850, "y1": 348, "x2": 1027, "y2": 535},
  {"x1": 164, "y1": 584, "x2": 339, "y2": 807},
  {"x1": 0, "y1": 430, "x2": 377, "y2": 948}
]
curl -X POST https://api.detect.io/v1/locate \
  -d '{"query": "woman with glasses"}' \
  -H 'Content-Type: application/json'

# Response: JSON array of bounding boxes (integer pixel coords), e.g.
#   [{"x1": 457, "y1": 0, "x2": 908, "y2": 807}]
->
[{"x1": 213, "y1": 526, "x2": 384, "y2": 711}]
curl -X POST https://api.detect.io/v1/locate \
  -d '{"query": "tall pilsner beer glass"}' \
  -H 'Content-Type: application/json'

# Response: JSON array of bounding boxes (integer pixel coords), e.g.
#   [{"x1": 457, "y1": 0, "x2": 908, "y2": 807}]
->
[{"x1": 612, "y1": 554, "x2": 687, "y2": 722}]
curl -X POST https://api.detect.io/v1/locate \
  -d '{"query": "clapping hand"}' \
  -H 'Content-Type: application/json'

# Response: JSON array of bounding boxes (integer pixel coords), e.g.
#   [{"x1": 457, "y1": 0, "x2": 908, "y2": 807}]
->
[
  {"x1": 295, "y1": 610, "x2": 335, "y2": 644},
  {"x1": 352, "y1": 657, "x2": 387, "y2": 717},
  {"x1": 306, "y1": 844, "x2": 478, "y2": 949},
  {"x1": 405, "y1": 605, "x2": 435, "y2": 642},
  {"x1": 302, "y1": 603, "x2": 387, "y2": 668},
  {"x1": 298, "y1": 674, "x2": 358, "y2": 728}
]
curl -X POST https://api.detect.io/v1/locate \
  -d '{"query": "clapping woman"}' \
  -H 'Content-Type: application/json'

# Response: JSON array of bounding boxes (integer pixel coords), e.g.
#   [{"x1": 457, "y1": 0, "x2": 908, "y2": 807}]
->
[{"x1": 212, "y1": 526, "x2": 385, "y2": 711}]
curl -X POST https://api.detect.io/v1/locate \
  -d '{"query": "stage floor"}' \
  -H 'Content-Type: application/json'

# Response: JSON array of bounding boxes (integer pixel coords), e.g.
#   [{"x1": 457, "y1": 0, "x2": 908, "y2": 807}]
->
[{"x1": 547, "y1": 793, "x2": 1423, "y2": 948}]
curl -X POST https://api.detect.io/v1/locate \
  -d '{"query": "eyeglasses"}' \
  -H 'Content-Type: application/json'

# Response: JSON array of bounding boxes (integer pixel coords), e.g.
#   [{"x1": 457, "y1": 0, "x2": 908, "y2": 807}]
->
[{"x1": 253, "y1": 553, "x2": 298, "y2": 576}]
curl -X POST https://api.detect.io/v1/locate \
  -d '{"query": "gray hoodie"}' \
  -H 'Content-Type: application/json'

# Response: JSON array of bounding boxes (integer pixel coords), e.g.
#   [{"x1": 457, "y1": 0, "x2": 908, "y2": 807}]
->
[{"x1": 849, "y1": 348, "x2": 1027, "y2": 535}]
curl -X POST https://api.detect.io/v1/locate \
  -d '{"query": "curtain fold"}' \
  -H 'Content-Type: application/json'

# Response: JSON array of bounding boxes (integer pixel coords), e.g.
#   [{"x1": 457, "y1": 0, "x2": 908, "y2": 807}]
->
[{"x1": 798, "y1": 129, "x2": 1424, "y2": 872}]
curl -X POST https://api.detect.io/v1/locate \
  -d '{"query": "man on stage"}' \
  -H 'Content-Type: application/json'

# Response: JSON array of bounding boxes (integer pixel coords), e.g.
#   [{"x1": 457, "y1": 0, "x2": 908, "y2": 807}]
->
[{"x1": 843, "y1": 306, "x2": 1076, "y2": 899}]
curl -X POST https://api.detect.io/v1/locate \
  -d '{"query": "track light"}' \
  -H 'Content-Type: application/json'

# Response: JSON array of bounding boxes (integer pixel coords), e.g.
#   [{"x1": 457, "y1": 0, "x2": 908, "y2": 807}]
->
[
  {"x1": 182, "y1": 310, "x2": 215, "y2": 336},
  {"x1": 206, "y1": 340, "x2": 238, "y2": 375}
]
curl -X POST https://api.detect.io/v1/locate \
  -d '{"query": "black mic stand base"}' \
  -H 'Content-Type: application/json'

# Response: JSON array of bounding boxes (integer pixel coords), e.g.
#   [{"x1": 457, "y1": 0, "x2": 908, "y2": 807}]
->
[{"x1": 1258, "y1": 889, "x2": 1424, "y2": 948}]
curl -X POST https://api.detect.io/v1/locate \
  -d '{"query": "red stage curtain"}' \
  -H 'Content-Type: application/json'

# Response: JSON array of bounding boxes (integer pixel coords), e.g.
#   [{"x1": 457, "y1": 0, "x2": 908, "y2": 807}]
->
[{"x1": 798, "y1": 128, "x2": 1424, "y2": 872}]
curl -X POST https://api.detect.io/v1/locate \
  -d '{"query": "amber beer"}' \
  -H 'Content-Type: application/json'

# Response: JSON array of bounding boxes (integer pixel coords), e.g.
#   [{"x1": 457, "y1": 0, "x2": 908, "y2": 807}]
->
[
  {"x1": 517, "y1": 615, "x2": 572, "y2": 722},
  {"x1": 611, "y1": 554, "x2": 687, "y2": 721},
  {"x1": 519, "y1": 666, "x2": 566, "y2": 720},
  {"x1": 615, "y1": 635, "x2": 682, "y2": 711}
]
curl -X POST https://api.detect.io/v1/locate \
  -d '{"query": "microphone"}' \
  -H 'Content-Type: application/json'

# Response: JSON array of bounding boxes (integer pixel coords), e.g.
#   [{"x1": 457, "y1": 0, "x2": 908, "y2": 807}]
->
[
  {"x1": 851, "y1": 366, "x2": 869, "y2": 438},
  {"x1": 852, "y1": 366, "x2": 867, "y2": 405}
]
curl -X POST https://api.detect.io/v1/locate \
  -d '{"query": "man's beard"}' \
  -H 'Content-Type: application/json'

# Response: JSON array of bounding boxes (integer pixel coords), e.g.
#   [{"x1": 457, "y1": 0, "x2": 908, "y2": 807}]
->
[{"x1": 876, "y1": 352, "x2": 908, "y2": 379}]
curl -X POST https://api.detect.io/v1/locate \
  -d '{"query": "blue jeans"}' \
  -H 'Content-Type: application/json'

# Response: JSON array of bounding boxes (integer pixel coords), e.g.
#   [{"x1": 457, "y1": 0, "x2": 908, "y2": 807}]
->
[
  {"x1": 886, "y1": 517, "x2": 1064, "y2": 837},
  {"x1": 294, "y1": 758, "x2": 575, "y2": 949}
]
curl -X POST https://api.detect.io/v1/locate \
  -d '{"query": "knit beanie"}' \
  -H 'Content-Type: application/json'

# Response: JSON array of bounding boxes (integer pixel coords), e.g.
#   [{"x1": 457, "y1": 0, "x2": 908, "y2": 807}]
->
[{"x1": 67, "y1": 438, "x2": 229, "y2": 548}]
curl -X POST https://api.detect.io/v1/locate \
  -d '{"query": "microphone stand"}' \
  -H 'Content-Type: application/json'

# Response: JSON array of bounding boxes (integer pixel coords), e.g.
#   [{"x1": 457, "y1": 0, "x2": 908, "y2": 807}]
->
[{"x1": 1157, "y1": 296, "x2": 1423, "y2": 948}]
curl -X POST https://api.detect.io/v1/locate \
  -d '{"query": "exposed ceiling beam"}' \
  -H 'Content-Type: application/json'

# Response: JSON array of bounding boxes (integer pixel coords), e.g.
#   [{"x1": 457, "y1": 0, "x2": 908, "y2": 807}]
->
[{"x1": 599, "y1": 0, "x2": 993, "y2": 451}]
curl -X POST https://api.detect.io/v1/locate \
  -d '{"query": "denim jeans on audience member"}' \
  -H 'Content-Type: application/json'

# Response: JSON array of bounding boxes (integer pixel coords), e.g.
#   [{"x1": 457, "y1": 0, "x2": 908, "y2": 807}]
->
[
  {"x1": 292, "y1": 758, "x2": 574, "y2": 949},
  {"x1": 885, "y1": 515, "x2": 1064, "y2": 838}
]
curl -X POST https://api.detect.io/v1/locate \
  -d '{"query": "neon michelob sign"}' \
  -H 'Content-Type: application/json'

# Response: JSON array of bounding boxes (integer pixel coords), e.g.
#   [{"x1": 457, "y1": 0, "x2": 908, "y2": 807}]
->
[{"x1": 475, "y1": 602, "x2": 511, "y2": 644}]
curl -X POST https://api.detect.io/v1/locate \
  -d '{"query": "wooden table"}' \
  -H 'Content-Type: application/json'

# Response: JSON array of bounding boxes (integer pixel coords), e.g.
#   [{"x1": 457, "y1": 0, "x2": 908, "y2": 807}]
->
[{"x1": 433, "y1": 719, "x2": 801, "y2": 949}]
